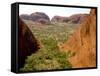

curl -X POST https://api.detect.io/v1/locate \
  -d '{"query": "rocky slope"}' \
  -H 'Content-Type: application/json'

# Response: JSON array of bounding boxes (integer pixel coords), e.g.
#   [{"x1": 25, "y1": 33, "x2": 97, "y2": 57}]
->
[{"x1": 58, "y1": 9, "x2": 96, "y2": 68}]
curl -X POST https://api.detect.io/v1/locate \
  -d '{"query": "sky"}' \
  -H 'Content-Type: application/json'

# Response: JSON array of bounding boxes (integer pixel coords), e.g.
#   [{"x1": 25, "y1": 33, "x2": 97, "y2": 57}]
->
[{"x1": 19, "y1": 4, "x2": 90, "y2": 19}]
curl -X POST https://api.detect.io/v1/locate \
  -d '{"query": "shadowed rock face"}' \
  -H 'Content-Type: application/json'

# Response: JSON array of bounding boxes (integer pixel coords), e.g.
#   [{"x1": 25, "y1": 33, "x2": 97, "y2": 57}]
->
[
  {"x1": 58, "y1": 9, "x2": 96, "y2": 68},
  {"x1": 18, "y1": 18, "x2": 40, "y2": 69}
]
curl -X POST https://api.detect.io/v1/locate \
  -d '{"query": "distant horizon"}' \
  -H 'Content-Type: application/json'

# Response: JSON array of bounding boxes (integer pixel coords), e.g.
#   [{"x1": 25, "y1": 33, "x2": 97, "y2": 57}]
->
[
  {"x1": 19, "y1": 11, "x2": 90, "y2": 20},
  {"x1": 19, "y1": 5, "x2": 91, "y2": 19}
]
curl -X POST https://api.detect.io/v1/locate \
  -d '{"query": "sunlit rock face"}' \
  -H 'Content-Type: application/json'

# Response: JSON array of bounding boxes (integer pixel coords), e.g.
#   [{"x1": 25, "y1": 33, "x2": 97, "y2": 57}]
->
[
  {"x1": 58, "y1": 9, "x2": 96, "y2": 68},
  {"x1": 18, "y1": 18, "x2": 40, "y2": 69}
]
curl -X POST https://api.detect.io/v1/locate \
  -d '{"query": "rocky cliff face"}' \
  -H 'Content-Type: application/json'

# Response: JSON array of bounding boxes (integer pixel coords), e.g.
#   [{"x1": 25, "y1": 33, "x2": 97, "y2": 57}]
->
[
  {"x1": 51, "y1": 14, "x2": 88, "y2": 24},
  {"x1": 58, "y1": 9, "x2": 96, "y2": 68},
  {"x1": 18, "y1": 18, "x2": 40, "y2": 69}
]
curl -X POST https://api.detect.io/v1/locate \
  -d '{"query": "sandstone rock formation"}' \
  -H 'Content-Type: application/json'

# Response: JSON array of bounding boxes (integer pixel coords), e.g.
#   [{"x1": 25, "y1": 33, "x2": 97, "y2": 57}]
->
[
  {"x1": 30, "y1": 12, "x2": 50, "y2": 21},
  {"x1": 18, "y1": 18, "x2": 40, "y2": 69},
  {"x1": 68, "y1": 14, "x2": 88, "y2": 24},
  {"x1": 51, "y1": 14, "x2": 88, "y2": 24},
  {"x1": 58, "y1": 9, "x2": 96, "y2": 68},
  {"x1": 51, "y1": 16, "x2": 69, "y2": 23},
  {"x1": 20, "y1": 12, "x2": 50, "y2": 24}
]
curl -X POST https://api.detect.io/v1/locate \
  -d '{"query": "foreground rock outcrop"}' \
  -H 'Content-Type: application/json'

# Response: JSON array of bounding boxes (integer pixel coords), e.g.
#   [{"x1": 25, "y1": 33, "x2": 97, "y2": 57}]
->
[
  {"x1": 59, "y1": 9, "x2": 96, "y2": 68},
  {"x1": 18, "y1": 18, "x2": 40, "y2": 69}
]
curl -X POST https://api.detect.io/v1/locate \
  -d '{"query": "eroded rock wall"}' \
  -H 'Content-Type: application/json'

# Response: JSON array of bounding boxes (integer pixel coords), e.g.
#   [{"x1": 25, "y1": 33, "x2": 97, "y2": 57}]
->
[{"x1": 59, "y1": 9, "x2": 96, "y2": 68}]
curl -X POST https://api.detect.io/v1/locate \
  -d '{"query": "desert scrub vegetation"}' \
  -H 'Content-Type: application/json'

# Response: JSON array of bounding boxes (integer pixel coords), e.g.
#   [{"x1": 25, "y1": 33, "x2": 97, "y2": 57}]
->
[
  {"x1": 20, "y1": 20, "x2": 77, "y2": 72},
  {"x1": 20, "y1": 38, "x2": 72, "y2": 71}
]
